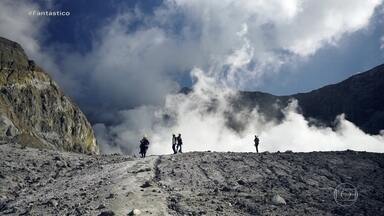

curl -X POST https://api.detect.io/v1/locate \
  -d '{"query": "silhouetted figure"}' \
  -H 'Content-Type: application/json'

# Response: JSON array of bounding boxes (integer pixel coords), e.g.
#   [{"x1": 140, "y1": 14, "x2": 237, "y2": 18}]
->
[
  {"x1": 172, "y1": 134, "x2": 177, "y2": 154},
  {"x1": 254, "y1": 135, "x2": 260, "y2": 153},
  {"x1": 176, "y1": 134, "x2": 183, "y2": 153},
  {"x1": 139, "y1": 136, "x2": 150, "y2": 158}
]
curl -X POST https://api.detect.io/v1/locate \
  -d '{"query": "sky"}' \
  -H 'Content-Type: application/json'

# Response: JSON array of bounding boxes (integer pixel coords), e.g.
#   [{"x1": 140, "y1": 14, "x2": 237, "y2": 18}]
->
[
  {"x1": 1, "y1": 0, "x2": 384, "y2": 154},
  {"x1": 1, "y1": 0, "x2": 383, "y2": 96},
  {"x1": 48, "y1": 0, "x2": 384, "y2": 96}
]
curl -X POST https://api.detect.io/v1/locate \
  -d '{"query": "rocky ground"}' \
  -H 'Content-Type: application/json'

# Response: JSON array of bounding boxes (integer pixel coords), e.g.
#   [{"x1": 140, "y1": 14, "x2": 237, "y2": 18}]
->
[{"x1": 1, "y1": 143, "x2": 384, "y2": 216}]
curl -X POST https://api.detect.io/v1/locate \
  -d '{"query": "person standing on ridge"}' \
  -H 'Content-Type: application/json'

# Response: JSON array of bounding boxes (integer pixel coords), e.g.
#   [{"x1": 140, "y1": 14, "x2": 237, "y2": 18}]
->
[
  {"x1": 172, "y1": 134, "x2": 177, "y2": 154},
  {"x1": 139, "y1": 136, "x2": 150, "y2": 158},
  {"x1": 177, "y1": 134, "x2": 183, "y2": 153},
  {"x1": 254, "y1": 135, "x2": 260, "y2": 153}
]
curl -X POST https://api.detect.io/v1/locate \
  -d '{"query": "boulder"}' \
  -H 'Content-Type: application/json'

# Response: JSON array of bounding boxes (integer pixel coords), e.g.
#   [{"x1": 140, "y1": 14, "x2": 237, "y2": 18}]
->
[
  {"x1": 0, "y1": 115, "x2": 18, "y2": 138},
  {"x1": 98, "y1": 210, "x2": 115, "y2": 216},
  {"x1": 128, "y1": 209, "x2": 141, "y2": 215},
  {"x1": 271, "y1": 194, "x2": 286, "y2": 205}
]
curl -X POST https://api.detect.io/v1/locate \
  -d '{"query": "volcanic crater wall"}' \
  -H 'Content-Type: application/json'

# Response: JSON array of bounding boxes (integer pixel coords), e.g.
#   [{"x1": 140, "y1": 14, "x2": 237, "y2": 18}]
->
[{"x1": 0, "y1": 37, "x2": 98, "y2": 154}]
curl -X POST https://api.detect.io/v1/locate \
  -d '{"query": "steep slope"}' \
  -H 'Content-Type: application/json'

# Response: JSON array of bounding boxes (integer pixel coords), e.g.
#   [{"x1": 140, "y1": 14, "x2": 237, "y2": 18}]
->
[
  {"x1": 234, "y1": 64, "x2": 384, "y2": 134},
  {"x1": 0, "y1": 37, "x2": 98, "y2": 154},
  {"x1": 292, "y1": 64, "x2": 384, "y2": 134},
  {"x1": 1, "y1": 144, "x2": 384, "y2": 215}
]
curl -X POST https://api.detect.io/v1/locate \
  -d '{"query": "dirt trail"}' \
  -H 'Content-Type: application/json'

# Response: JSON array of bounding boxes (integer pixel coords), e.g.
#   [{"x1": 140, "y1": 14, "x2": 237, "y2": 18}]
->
[
  {"x1": 107, "y1": 156, "x2": 168, "y2": 215},
  {"x1": 0, "y1": 143, "x2": 167, "y2": 216}
]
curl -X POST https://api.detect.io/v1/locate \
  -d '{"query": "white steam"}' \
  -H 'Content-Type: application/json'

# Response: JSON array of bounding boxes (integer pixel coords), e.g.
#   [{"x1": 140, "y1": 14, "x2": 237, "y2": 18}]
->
[{"x1": 95, "y1": 68, "x2": 384, "y2": 155}]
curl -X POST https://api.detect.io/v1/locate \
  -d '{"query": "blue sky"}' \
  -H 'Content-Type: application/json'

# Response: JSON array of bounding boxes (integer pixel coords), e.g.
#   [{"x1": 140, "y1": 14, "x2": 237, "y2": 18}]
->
[
  {"x1": 260, "y1": 17, "x2": 384, "y2": 95},
  {"x1": 43, "y1": 0, "x2": 163, "y2": 53}
]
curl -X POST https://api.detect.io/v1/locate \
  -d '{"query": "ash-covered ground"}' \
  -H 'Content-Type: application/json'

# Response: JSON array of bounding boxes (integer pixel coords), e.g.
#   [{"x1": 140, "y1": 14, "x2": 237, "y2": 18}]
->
[{"x1": 1, "y1": 143, "x2": 384, "y2": 216}]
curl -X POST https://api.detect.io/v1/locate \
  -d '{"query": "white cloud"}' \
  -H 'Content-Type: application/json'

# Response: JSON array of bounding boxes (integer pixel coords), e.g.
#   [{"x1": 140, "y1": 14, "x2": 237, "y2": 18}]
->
[
  {"x1": 158, "y1": 0, "x2": 382, "y2": 85},
  {"x1": 0, "y1": 0, "x2": 42, "y2": 57},
  {"x1": 57, "y1": 0, "x2": 383, "y2": 105},
  {"x1": 0, "y1": 0, "x2": 61, "y2": 83},
  {"x1": 2, "y1": 0, "x2": 381, "y2": 105}
]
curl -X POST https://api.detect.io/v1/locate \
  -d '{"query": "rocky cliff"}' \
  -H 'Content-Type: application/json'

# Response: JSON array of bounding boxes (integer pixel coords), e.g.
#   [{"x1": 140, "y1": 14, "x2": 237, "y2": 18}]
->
[{"x1": 0, "y1": 37, "x2": 98, "y2": 154}]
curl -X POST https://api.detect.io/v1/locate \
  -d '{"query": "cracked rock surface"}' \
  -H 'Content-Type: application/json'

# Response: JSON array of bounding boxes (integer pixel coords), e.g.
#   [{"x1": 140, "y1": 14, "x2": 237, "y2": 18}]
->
[
  {"x1": 1, "y1": 143, "x2": 384, "y2": 215},
  {"x1": 156, "y1": 151, "x2": 384, "y2": 215}
]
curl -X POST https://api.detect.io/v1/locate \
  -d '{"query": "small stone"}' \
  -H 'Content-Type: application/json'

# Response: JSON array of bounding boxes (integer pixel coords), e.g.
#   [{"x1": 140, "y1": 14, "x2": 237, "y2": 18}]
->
[
  {"x1": 128, "y1": 209, "x2": 141, "y2": 215},
  {"x1": 221, "y1": 186, "x2": 231, "y2": 192},
  {"x1": 50, "y1": 199, "x2": 58, "y2": 207},
  {"x1": 106, "y1": 193, "x2": 115, "y2": 199},
  {"x1": 2, "y1": 206, "x2": 16, "y2": 214},
  {"x1": 96, "y1": 204, "x2": 105, "y2": 210},
  {"x1": 216, "y1": 205, "x2": 223, "y2": 211},
  {"x1": 271, "y1": 194, "x2": 286, "y2": 205},
  {"x1": 140, "y1": 181, "x2": 152, "y2": 188},
  {"x1": 56, "y1": 160, "x2": 67, "y2": 168},
  {"x1": 98, "y1": 210, "x2": 115, "y2": 216},
  {"x1": 237, "y1": 179, "x2": 246, "y2": 185},
  {"x1": 74, "y1": 203, "x2": 81, "y2": 208},
  {"x1": 0, "y1": 200, "x2": 7, "y2": 211}
]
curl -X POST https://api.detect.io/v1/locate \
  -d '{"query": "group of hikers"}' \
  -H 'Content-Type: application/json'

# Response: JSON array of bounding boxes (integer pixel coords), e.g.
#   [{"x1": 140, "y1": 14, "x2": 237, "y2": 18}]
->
[
  {"x1": 172, "y1": 134, "x2": 183, "y2": 154},
  {"x1": 139, "y1": 134, "x2": 183, "y2": 158},
  {"x1": 139, "y1": 134, "x2": 260, "y2": 158}
]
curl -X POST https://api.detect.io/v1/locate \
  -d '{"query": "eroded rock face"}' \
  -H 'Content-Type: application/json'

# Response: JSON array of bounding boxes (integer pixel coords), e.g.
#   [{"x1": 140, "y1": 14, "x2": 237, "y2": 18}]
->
[{"x1": 0, "y1": 37, "x2": 98, "y2": 154}]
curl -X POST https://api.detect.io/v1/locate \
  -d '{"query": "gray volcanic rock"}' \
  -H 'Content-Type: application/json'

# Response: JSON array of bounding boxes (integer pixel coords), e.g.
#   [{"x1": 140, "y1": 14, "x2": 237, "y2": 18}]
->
[
  {"x1": 0, "y1": 37, "x2": 98, "y2": 154},
  {"x1": 157, "y1": 151, "x2": 384, "y2": 215},
  {"x1": 0, "y1": 144, "x2": 383, "y2": 215},
  {"x1": 0, "y1": 144, "x2": 166, "y2": 216}
]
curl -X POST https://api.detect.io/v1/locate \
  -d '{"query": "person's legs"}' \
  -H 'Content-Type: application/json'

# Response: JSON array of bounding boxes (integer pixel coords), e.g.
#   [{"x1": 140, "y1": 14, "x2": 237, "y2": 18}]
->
[
  {"x1": 256, "y1": 145, "x2": 259, "y2": 153},
  {"x1": 179, "y1": 145, "x2": 182, "y2": 153}
]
